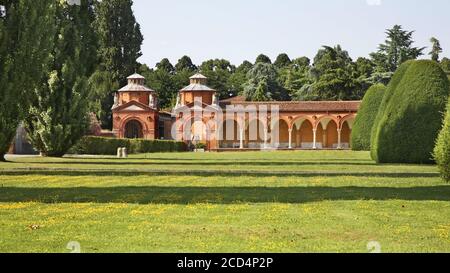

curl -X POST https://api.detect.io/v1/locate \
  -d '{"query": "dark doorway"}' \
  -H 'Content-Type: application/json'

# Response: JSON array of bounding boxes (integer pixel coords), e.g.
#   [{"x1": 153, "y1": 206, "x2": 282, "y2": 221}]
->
[{"x1": 125, "y1": 120, "x2": 143, "y2": 139}]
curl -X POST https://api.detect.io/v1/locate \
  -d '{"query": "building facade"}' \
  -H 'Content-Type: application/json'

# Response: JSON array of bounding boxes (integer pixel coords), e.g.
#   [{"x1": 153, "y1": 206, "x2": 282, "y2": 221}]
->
[
  {"x1": 112, "y1": 73, "x2": 159, "y2": 139},
  {"x1": 113, "y1": 73, "x2": 361, "y2": 150}
]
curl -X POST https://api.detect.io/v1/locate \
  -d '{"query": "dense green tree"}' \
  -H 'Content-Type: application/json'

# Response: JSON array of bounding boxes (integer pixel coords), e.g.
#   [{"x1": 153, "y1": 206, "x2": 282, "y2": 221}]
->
[
  {"x1": 434, "y1": 98, "x2": 450, "y2": 182},
  {"x1": 147, "y1": 69, "x2": 177, "y2": 109},
  {"x1": 253, "y1": 79, "x2": 270, "y2": 101},
  {"x1": 0, "y1": 0, "x2": 55, "y2": 161},
  {"x1": 25, "y1": 1, "x2": 94, "y2": 157},
  {"x1": 255, "y1": 54, "x2": 272, "y2": 64},
  {"x1": 274, "y1": 53, "x2": 292, "y2": 68},
  {"x1": 308, "y1": 45, "x2": 358, "y2": 100},
  {"x1": 371, "y1": 60, "x2": 449, "y2": 164},
  {"x1": 370, "y1": 25, "x2": 425, "y2": 73},
  {"x1": 92, "y1": 0, "x2": 143, "y2": 128},
  {"x1": 429, "y1": 37, "x2": 443, "y2": 62},
  {"x1": 440, "y1": 57, "x2": 450, "y2": 75},
  {"x1": 228, "y1": 60, "x2": 253, "y2": 97},
  {"x1": 355, "y1": 57, "x2": 375, "y2": 79},
  {"x1": 280, "y1": 57, "x2": 311, "y2": 99},
  {"x1": 351, "y1": 84, "x2": 386, "y2": 151},
  {"x1": 156, "y1": 58, "x2": 175, "y2": 74},
  {"x1": 175, "y1": 55, "x2": 197, "y2": 72},
  {"x1": 243, "y1": 63, "x2": 287, "y2": 101},
  {"x1": 199, "y1": 59, "x2": 236, "y2": 98},
  {"x1": 140, "y1": 61, "x2": 178, "y2": 109}
]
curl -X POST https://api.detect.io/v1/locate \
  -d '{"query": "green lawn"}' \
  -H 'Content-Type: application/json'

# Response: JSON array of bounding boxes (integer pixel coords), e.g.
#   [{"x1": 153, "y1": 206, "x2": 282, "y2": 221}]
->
[{"x1": 0, "y1": 151, "x2": 449, "y2": 253}]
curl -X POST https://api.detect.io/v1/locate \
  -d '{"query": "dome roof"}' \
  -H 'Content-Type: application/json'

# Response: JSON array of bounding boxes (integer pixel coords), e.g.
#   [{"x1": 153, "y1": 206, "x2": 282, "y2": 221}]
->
[
  {"x1": 118, "y1": 84, "x2": 155, "y2": 92},
  {"x1": 189, "y1": 73, "x2": 207, "y2": 79},
  {"x1": 127, "y1": 73, "x2": 145, "y2": 80},
  {"x1": 180, "y1": 83, "x2": 215, "y2": 92}
]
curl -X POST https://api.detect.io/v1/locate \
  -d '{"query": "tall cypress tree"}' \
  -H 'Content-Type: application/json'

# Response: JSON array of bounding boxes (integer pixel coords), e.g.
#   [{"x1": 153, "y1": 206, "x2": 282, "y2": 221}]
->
[
  {"x1": 93, "y1": 0, "x2": 143, "y2": 128},
  {"x1": 0, "y1": 0, "x2": 55, "y2": 161},
  {"x1": 25, "y1": 0, "x2": 94, "y2": 157}
]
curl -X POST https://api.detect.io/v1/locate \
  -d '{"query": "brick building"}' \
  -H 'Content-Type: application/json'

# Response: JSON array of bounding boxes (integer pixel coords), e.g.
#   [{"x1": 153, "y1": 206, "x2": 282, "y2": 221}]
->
[{"x1": 112, "y1": 72, "x2": 361, "y2": 150}]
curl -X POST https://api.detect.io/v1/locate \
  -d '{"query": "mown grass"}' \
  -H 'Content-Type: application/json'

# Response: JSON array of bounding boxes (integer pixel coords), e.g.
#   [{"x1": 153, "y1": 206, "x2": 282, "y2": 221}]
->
[{"x1": 0, "y1": 151, "x2": 449, "y2": 253}]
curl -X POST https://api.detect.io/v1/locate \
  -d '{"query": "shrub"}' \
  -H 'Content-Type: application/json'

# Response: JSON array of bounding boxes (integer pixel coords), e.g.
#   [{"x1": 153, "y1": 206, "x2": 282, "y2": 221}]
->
[
  {"x1": 351, "y1": 84, "x2": 386, "y2": 151},
  {"x1": 371, "y1": 60, "x2": 450, "y2": 163},
  {"x1": 370, "y1": 61, "x2": 413, "y2": 161},
  {"x1": 70, "y1": 137, "x2": 186, "y2": 155},
  {"x1": 434, "y1": 99, "x2": 450, "y2": 182},
  {"x1": 195, "y1": 143, "x2": 207, "y2": 150}
]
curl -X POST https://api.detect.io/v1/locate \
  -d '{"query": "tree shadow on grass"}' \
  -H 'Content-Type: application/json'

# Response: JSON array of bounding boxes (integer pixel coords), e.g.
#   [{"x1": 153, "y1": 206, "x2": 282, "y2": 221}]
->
[
  {"x1": 17, "y1": 161, "x2": 379, "y2": 167},
  {"x1": 0, "y1": 186, "x2": 449, "y2": 204},
  {"x1": 0, "y1": 169, "x2": 441, "y2": 178}
]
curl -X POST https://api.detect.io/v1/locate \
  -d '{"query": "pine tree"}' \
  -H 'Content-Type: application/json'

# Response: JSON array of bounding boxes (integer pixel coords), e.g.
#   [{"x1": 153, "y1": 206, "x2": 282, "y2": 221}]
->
[
  {"x1": 274, "y1": 53, "x2": 292, "y2": 68},
  {"x1": 253, "y1": 79, "x2": 270, "y2": 101},
  {"x1": 0, "y1": 0, "x2": 55, "y2": 161},
  {"x1": 25, "y1": 0, "x2": 94, "y2": 157},
  {"x1": 429, "y1": 37, "x2": 443, "y2": 62},
  {"x1": 93, "y1": 0, "x2": 143, "y2": 128},
  {"x1": 370, "y1": 25, "x2": 425, "y2": 73}
]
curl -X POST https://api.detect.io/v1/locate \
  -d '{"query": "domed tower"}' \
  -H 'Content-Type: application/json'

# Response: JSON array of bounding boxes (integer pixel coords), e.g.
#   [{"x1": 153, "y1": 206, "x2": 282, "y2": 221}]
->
[
  {"x1": 115, "y1": 73, "x2": 157, "y2": 108},
  {"x1": 112, "y1": 73, "x2": 159, "y2": 139},
  {"x1": 177, "y1": 73, "x2": 217, "y2": 106}
]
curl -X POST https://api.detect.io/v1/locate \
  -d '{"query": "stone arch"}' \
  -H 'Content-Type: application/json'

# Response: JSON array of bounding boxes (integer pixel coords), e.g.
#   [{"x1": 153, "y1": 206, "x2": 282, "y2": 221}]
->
[
  {"x1": 339, "y1": 114, "x2": 356, "y2": 149},
  {"x1": 219, "y1": 119, "x2": 240, "y2": 148},
  {"x1": 273, "y1": 119, "x2": 290, "y2": 148},
  {"x1": 291, "y1": 115, "x2": 315, "y2": 130},
  {"x1": 183, "y1": 117, "x2": 213, "y2": 142},
  {"x1": 120, "y1": 117, "x2": 148, "y2": 139},
  {"x1": 124, "y1": 119, "x2": 144, "y2": 139},
  {"x1": 245, "y1": 118, "x2": 266, "y2": 148},
  {"x1": 340, "y1": 114, "x2": 357, "y2": 130},
  {"x1": 316, "y1": 115, "x2": 339, "y2": 130},
  {"x1": 292, "y1": 118, "x2": 314, "y2": 149},
  {"x1": 325, "y1": 120, "x2": 339, "y2": 148}
]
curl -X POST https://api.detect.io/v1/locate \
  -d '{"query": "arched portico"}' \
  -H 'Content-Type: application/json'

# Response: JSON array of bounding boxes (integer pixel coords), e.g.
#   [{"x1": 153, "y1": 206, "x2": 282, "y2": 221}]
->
[
  {"x1": 291, "y1": 118, "x2": 314, "y2": 149},
  {"x1": 219, "y1": 119, "x2": 240, "y2": 148}
]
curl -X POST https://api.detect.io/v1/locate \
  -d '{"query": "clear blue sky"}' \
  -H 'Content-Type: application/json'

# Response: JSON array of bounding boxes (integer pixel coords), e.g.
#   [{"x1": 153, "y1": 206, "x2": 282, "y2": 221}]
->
[{"x1": 133, "y1": 0, "x2": 450, "y2": 68}]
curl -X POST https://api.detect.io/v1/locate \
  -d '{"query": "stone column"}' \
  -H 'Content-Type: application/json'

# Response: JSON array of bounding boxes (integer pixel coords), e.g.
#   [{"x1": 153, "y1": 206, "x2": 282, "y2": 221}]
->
[
  {"x1": 337, "y1": 129, "x2": 342, "y2": 149},
  {"x1": 288, "y1": 128, "x2": 293, "y2": 149},
  {"x1": 239, "y1": 127, "x2": 245, "y2": 149},
  {"x1": 312, "y1": 129, "x2": 317, "y2": 149},
  {"x1": 263, "y1": 129, "x2": 269, "y2": 149}
]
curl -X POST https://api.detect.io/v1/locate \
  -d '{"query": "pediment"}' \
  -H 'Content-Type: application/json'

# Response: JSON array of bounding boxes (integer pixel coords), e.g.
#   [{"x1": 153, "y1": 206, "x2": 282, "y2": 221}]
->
[
  {"x1": 123, "y1": 105, "x2": 146, "y2": 111},
  {"x1": 113, "y1": 100, "x2": 154, "y2": 113}
]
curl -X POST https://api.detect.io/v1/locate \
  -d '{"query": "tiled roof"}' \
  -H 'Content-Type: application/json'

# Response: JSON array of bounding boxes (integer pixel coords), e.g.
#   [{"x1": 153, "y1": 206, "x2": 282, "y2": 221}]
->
[
  {"x1": 220, "y1": 98, "x2": 361, "y2": 112},
  {"x1": 118, "y1": 83, "x2": 155, "y2": 92},
  {"x1": 219, "y1": 96, "x2": 246, "y2": 103},
  {"x1": 180, "y1": 83, "x2": 215, "y2": 92}
]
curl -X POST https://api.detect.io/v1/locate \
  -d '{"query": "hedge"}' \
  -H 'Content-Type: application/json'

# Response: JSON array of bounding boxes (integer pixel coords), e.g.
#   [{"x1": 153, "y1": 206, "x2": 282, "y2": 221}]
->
[
  {"x1": 371, "y1": 60, "x2": 450, "y2": 164},
  {"x1": 434, "y1": 99, "x2": 450, "y2": 182},
  {"x1": 351, "y1": 84, "x2": 386, "y2": 151},
  {"x1": 370, "y1": 61, "x2": 413, "y2": 161},
  {"x1": 69, "y1": 137, "x2": 187, "y2": 155}
]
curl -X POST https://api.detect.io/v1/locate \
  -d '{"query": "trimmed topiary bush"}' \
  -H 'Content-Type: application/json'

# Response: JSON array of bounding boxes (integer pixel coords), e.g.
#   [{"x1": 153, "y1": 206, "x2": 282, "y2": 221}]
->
[
  {"x1": 370, "y1": 61, "x2": 413, "y2": 161},
  {"x1": 351, "y1": 84, "x2": 386, "y2": 151},
  {"x1": 434, "y1": 99, "x2": 450, "y2": 182},
  {"x1": 371, "y1": 60, "x2": 450, "y2": 164},
  {"x1": 69, "y1": 137, "x2": 186, "y2": 155}
]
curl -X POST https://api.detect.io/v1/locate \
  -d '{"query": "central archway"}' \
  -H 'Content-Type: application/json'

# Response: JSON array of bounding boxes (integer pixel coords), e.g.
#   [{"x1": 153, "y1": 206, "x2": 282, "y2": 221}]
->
[{"x1": 125, "y1": 120, "x2": 143, "y2": 139}]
